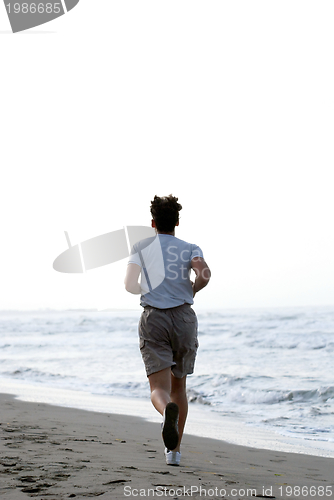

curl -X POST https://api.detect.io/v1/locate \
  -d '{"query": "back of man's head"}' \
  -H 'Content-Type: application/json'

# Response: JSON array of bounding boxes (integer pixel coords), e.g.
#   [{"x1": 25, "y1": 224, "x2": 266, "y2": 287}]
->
[{"x1": 150, "y1": 194, "x2": 182, "y2": 232}]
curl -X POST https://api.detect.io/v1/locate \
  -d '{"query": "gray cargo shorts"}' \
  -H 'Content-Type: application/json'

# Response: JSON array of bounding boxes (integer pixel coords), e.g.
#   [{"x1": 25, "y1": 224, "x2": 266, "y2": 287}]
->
[{"x1": 138, "y1": 303, "x2": 199, "y2": 378}]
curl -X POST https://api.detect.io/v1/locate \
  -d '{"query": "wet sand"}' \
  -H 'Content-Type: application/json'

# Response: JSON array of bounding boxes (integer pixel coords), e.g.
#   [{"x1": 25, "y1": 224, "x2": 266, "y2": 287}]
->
[{"x1": 0, "y1": 393, "x2": 333, "y2": 499}]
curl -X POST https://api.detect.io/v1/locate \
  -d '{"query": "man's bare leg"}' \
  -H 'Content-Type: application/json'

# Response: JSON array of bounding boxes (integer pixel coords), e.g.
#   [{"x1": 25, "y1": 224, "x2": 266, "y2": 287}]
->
[
  {"x1": 170, "y1": 373, "x2": 187, "y2": 452},
  {"x1": 148, "y1": 368, "x2": 188, "y2": 453},
  {"x1": 148, "y1": 367, "x2": 172, "y2": 415}
]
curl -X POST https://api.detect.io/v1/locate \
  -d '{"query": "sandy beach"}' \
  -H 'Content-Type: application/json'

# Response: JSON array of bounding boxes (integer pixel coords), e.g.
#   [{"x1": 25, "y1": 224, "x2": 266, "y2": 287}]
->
[{"x1": 0, "y1": 393, "x2": 333, "y2": 500}]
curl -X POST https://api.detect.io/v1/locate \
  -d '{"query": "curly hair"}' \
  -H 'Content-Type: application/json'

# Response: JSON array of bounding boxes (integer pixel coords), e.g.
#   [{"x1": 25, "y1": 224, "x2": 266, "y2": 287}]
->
[{"x1": 150, "y1": 194, "x2": 182, "y2": 232}]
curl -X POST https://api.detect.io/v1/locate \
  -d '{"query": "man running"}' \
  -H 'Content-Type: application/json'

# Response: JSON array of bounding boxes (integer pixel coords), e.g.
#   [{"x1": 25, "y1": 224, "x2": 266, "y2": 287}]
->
[{"x1": 124, "y1": 195, "x2": 211, "y2": 466}]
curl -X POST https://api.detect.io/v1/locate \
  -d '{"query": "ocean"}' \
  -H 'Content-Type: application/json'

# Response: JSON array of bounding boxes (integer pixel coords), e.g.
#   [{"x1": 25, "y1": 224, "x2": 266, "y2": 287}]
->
[{"x1": 0, "y1": 306, "x2": 333, "y2": 457}]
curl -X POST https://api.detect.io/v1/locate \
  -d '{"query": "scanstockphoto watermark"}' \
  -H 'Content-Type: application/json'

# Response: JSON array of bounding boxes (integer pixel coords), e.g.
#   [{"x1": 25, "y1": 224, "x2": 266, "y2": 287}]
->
[
  {"x1": 53, "y1": 226, "x2": 209, "y2": 292},
  {"x1": 124, "y1": 485, "x2": 334, "y2": 498},
  {"x1": 124, "y1": 485, "x2": 258, "y2": 497},
  {"x1": 3, "y1": 0, "x2": 80, "y2": 33},
  {"x1": 53, "y1": 227, "x2": 158, "y2": 274},
  {"x1": 165, "y1": 246, "x2": 211, "y2": 281}
]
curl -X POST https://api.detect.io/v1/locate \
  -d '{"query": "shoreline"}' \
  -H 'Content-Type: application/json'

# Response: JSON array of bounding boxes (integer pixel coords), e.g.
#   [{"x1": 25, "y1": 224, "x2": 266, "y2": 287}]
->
[
  {"x1": 1, "y1": 306, "x2": 333, "y2": 462},
  {"x1": 1, "y1": 379, "x2": 334, "y2": 460},
  {"x1": 1, "y1": 392, "x2": 333, "y2": 500}
]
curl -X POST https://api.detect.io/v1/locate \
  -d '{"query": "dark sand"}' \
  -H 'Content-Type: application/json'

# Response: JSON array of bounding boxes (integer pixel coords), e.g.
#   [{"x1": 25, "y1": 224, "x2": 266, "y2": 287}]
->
[{"x1": 0, "y1": 393, "x2": 333, "y2": 499}]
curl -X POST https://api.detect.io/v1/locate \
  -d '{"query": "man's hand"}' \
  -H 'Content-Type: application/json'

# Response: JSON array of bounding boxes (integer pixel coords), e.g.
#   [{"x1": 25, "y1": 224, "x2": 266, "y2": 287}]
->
[{"x1": 191, "y1": 281, "x2": 196, "y2": 297}]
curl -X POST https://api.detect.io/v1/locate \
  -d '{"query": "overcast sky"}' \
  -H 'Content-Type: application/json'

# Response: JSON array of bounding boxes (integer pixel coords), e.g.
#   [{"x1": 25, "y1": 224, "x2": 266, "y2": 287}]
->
[{"x1": 1, "y1": 1, "x2": 333, "y2": 312}]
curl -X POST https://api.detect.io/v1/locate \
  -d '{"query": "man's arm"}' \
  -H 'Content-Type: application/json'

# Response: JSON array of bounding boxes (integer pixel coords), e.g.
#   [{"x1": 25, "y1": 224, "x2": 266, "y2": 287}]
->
[
  {"x1": 124, "y1": 263, "x2": 142, "y2": 294},
  {"x1": 191, "y1": 257, "x2": 211, "y2": 297}
]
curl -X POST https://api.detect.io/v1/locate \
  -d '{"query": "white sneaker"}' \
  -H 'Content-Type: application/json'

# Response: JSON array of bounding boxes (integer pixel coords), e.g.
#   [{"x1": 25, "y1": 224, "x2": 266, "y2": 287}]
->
[{"x1": 165, "y1": 448, "x2": 181, "y2": 466}]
